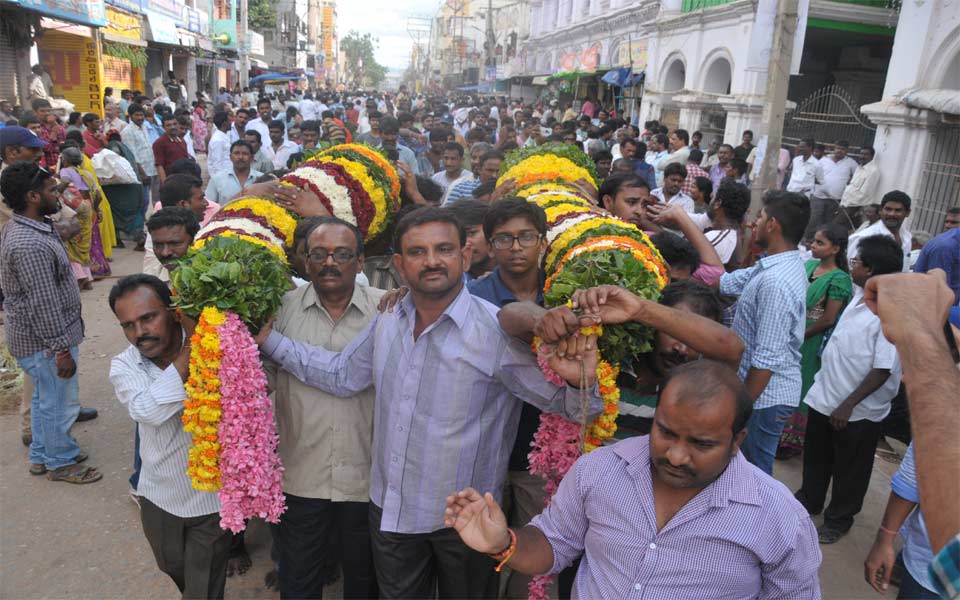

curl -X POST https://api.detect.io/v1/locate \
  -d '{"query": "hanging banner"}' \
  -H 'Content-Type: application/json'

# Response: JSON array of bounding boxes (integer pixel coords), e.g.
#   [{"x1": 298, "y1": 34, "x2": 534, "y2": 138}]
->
[
  {"x1": 38, "y1": 30, "x2": 104, "y2": 116},
  {"x1": 8, "y1": 0, "x2": 106, "y2": 27},
  {"x1": 105, "y1": 6, "x2": 143, "y2": 43},
  {"x1": 559, "y1": 52, "x2": 576, "y2": 72},
  {"x1": 579, "y1": 44, "x2": 600, "y2": 71},
  {"x1": 617, "y1": 39, "x2": 648, "y2": 69}
]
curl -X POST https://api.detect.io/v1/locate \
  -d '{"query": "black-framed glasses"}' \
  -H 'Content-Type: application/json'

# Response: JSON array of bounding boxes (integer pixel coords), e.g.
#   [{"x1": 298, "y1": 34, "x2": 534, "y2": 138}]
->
[
  {"x1": 306, "y1": 248, "x2": 356, "y2": 264},
  {"x1": 490, "y1": 231, "x2": 542, "y2": 251}
]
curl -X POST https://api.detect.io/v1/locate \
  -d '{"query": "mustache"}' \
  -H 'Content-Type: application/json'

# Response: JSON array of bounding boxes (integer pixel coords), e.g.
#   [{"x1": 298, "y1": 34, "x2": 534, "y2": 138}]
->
[
  {"x1": 318, "y1": 267, "x2": 341, "y2": 278},
  {"x1": 136, "y1": 335, "x2": 160, "y2": 346},
  {"x1": 419, "y1": 267, "x2": 447, "y2": 279},
  {"x1": 655, "y1": 457, "x2": 694, "y2": 477}
]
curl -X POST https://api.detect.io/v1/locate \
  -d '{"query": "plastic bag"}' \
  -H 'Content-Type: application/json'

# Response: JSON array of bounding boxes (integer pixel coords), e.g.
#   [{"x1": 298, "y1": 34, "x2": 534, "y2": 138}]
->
[{"x1": 91, "y1": 148, "x2": 138, "y2": 185}]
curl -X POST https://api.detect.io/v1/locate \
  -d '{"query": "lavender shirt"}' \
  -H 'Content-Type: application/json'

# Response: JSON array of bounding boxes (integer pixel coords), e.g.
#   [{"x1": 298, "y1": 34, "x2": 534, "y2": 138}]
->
[
  {"x1": 530, "y1": 436, "x2": 822, "y2": 599},
  {"x1": 262, "y1": 285, "x2": 602, "y2": 534}
]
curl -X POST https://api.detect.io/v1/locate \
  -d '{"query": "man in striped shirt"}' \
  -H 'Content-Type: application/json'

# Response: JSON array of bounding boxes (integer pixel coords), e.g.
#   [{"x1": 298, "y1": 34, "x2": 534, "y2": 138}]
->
[
  {"x1": 109, "y1": 275, "x2": 231, "y2": 598},
  {"x1": 445, "y1": 360, "x2": 822, "y2": 599}
]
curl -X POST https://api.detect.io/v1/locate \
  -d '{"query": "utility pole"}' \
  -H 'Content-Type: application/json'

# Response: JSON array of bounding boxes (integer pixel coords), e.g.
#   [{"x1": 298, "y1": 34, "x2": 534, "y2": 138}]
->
[
  {"x1": 749, "y1": 0, "x2": 799, "y2": 213},
  {"x1": 239, "y1": 0, "x2": 250, "y2": 87}
]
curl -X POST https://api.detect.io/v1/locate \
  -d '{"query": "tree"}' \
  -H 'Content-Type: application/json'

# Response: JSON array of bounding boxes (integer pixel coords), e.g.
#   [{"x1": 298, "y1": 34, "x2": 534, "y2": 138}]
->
[
  {"x1": 249, "y1": 0, "x2": 277, "y2": 31},
  {"x1": 341, "y1": 31, "x2": 388, "y2": 88}
]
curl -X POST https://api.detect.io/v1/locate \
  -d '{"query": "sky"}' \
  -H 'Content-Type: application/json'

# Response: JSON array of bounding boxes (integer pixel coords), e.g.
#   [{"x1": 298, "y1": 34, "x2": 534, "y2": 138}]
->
[{"x1": 337, "y1": 0, "x2": 441, "y2": 71}]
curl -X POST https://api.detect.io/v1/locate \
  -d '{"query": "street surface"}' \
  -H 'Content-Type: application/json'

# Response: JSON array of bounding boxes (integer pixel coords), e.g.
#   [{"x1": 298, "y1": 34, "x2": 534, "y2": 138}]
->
[{"x1": 0, "y1": 247, "x2": 901, "y2": 599}]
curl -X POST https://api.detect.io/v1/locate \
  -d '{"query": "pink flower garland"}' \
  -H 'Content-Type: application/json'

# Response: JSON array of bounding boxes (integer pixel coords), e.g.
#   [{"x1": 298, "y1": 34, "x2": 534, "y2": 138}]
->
[{"x1": 216, "y1": 312, "x2": 286, "y2": 532}]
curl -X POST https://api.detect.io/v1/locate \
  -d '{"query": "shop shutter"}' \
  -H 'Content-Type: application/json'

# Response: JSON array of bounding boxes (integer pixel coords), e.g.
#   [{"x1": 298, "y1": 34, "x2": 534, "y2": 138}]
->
[
  {"x1": 0, "y1": 28, "x2": 19, "y2": 103},
  {"x1": 103, "y1": 55, "x2": 135, "y2": 91}
]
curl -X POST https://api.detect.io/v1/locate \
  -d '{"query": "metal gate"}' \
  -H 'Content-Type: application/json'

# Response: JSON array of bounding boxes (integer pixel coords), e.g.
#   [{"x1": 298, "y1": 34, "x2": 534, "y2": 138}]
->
[
  {"x1": 782, "y1": 85, "x2": 877, "y2": 158},
  {"x1": 912, "y1": 121, "x2": 960, "y2": 234}
]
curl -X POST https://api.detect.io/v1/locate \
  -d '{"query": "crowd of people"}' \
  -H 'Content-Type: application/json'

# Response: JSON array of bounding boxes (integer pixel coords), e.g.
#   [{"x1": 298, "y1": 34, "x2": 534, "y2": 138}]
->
[{"x1": 1, "y1": 84, "x2": 959, "y2": 600}]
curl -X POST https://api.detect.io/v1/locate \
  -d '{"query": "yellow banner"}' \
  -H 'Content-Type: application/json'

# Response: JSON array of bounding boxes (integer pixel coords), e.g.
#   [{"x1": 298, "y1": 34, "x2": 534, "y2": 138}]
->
[
  {"x1": 39, "y1": 31, "x2": 104, "y2": 117},
  {"x1": 617, "y1": 39, "x2": 648, "y2": 69},
  {"x1": 105, "y1": 6, "x2": 142, "y2": 42}
]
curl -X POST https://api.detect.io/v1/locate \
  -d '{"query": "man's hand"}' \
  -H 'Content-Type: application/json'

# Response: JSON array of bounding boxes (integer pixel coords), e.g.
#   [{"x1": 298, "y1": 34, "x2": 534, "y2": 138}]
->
[
  {"x1": 176, "y1": 310, "x2": 197, "y2": 340},
  {"x1": 570, "y1": 285, "x2": 644, "y2": 325},
  {"x1": 649, "y1": 203, "x2": 690, "y2": 227},
  {"x1": 254, "y1": 317, "x2": 276, "y2": 346},
  {"x1": 534, "y1": 306, "x2": 585, "y2": 344},
  {"x1": 547, "y1": 334, "x2": 599, "y2": 388},
  {"x1": 377, "y1": 287, "x2": 408, "y2": 313},
  {"x1": 863, "y1": 269, "x2": 953, "y2": 346},
  {"x1": 490, "y1": 180, "x2": 517, "y2": 202},
  {"x1": 254, "y1": 182, "x2": 331, "y2": 218},
  {"x1": 55, "y1": 351, "x2": 76, "y2": 379},
  {"x1": 571, "y1": 178, "x2": 598, "y2": 204},
  {"x1": 830, "y1": 400, "x2": 855, "y2": 431},
  {"x1": 444, "y1": 487, "x2": 510, "y2": 554},
  {"x1": 863, "y1": 533, "x2": 897, "y2": 594},
  {"x1": 397, "y1": 160, "x2": 417, "y2": 189}
]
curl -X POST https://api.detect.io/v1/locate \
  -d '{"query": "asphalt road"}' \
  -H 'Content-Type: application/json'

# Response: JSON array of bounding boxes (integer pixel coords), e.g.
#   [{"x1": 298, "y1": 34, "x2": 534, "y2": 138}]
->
[{"x1": 0, "y1": 246, "x2": 900, "y2": 599}]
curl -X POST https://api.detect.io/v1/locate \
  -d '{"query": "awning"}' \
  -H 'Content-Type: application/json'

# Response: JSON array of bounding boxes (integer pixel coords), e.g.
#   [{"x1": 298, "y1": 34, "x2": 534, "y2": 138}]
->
[
  {"x1": 102, "y1": 31, "x2": 148, "y2": 47},
  {"x1": 457, "y1": 83, "x2": 492, "y2": 92},
  {"x1": 600, "y1": 68, "x2": 645, "y2": 87},
  {"x1": 894, "y1": 88, "x2": 960, "y2": 115},
  {"x1": 532, "y1": 76, "x2": 550, "y2": 85},
  {"x1": 548, "y1": 70, "x2": 596, "y2": 83},
  {"x1": 250, "y1": 72, "x2": 304, "y2": 84},
  {"x1": 251, "y1": 58, "x2": 269, "y2": 68},
  {"x1": 144, "y1": 11, "x2": 179, "y2": 45}
]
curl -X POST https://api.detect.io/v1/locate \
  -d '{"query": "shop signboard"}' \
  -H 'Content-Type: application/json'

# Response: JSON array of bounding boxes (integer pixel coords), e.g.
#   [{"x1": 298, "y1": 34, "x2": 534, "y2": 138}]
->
[
  {"x1": 106, "y1": 0, "x2": 142, "y2": 14},
  {"x1": 247, "y1": 31, "x2": 265, "y2": 57},
  {"x1": 183, "y1": 6, "x2": 202, "y2": 33},
  {"x1": 9, "y1": 0, "x2": 107, "y2": 27},
  {"x1": 145, "y1": 11, "x2": 179, "y2": 45},
  {"x1": 617, "y1": 39, "x2": 648, "y2": 69},
  {"x1": 105, "y1": 6, "x2": 143, "y2": 42},
  {"x1": 142, "y1": 0, "x2": 179, "y2": 20},
  {"x1": 38, "y1": 30, "x2": 104, "y2": 116},
  {"x1": 559, "y1": 52, "x2": 576, "y2": 72}
]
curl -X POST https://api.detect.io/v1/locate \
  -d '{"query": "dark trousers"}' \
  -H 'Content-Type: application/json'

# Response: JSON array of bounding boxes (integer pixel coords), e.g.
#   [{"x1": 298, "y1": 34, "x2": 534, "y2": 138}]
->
[
  {"x1": 795, "y1": 408, "x2": 882, "y2": 531},
  {"x1": 139, "y1": 497, "x2": 232, "y2": 599},
  {"x1": 279, "y1": 494, "x2": 378, "y2": 600},
  {"x1": 369, "y1": 502, "x2": 498, "y2": 600},
  {"x1": 130, "y1": 424, "x2": 142, "y2": 490}
]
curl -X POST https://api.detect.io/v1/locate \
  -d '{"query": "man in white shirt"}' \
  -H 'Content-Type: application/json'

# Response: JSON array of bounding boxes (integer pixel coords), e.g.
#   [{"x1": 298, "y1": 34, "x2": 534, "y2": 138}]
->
[
  {"x1": 656, "y1": 129, "x2": 691, "y2": 172},
  {"x1": 786, "y1": 138, "x2": 818, "y2": 198},
  {"x1": 206, "y1": 111, "x2": 233, "y2": 178},
  {"x1": 228, "y1": 108, "x2": 250, "y2": 144},
  {"x1": 794, "y1": 233, "x2": 904, "y2": 545},
  {"x1": 108, "y1": 275, "x2": 231, "y2": 597},
  {"x1": 807, "y1": 140, "x2": 859, "y2": 239},
  {"x1": 100, "y1": 102, "x2": 127, "y2": 134},
  {"x1": 848, "y1": 190, "x2": 913, "y2": 273},
  {"x1": 839, "y1": 146, "x2": 881, "y2": 229},
  {"x1": 298, "y1": 92, "x2": 320, "y2": 122},
  {"x1": 246, "y1": 98, "x2": 276, "y2": 146},
  {"x1": 267, "y1": 120, "x2": 299, "y2": 170},
  {"x1": 431, "y1": 142, "x2": 472, "y2": 192},
  {"x1": 120, "y1": 103, "x2": 158, "y2": 204},
  {"x1": 205, "y1": 141, "x2": 263, "y2": 206},
  {"x1": 650, "y1": 162, "x2": 695, "y2": 213}
]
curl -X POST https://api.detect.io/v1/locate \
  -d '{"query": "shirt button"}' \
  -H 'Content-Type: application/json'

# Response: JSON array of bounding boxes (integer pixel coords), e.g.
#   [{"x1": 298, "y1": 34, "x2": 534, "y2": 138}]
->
[
  {"x1": 392, "y1": 456, "x2": 398, "y2": 463},
  {"x1": 634, "y1": 583, "x2": 642, "y2": 591},
  {"x1": 648, "y1": 542, "x2": 657, "y2": 550},
  {"x1": 397, "y1": 425, "x2": 403, "y2": 432}
]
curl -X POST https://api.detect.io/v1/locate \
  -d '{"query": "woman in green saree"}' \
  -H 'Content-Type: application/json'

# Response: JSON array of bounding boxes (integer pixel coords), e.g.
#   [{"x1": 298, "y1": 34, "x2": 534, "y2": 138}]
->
[{"x1": 778, "y1": 223, "x2": 853, "y2": 458}]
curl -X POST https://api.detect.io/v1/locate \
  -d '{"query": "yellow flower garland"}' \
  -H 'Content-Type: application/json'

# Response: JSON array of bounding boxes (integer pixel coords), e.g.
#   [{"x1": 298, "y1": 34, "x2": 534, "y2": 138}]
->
[
  {"x1": 544, "y1": 216, "x2": 627, "y2": 273},
  {"x1": 220, "y1": 198, "x2": 298, "y2": 247},
  {"x1": 497, "y1": 155, "x2": 593, "y2": 188},
  {"x1": 192, "y1": 231, "x2": 289, "y2": 263},
  {"x1": 183, "y1": 306, "x2": 226, "y2": 491},
  {"x1": 324, "y1": 157, "x2": 390, "y2": 240},
  {"x1": 516, "y1": 182, "x2": 588, "y2": 200},
  {"x1": 325, "y1": 143, "x2": 402, "y2": 203},
  {"x1": 543, "y1": 202, "x2": 593, "y2": 223}
]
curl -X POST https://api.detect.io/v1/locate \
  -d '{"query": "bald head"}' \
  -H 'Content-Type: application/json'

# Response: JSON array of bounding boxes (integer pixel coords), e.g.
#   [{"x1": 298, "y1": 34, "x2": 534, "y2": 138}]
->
[{"x1": 661, "y1": 359, "x2": 753, "y2": 435}]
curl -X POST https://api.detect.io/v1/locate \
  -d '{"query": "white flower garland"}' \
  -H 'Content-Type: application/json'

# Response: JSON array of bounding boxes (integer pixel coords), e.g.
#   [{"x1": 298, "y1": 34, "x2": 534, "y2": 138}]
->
[
  {"x1": 544, "y1": 211, "x2": 598, "y2": 247},
  {"x1": 291, "y1": 167, "x2": 357, "y2": 226},
  {"x1": 197, "y1": 217, "x2": 285, "y2": 250}
]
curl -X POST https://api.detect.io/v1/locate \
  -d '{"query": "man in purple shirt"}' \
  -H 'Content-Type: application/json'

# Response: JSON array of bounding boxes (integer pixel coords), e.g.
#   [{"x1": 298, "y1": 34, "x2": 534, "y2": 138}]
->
[
  {"x1": 257, "y1": 207, "x2": 603, "y2": 598},
  {"x1": 445, "y1": 359, "x2": 822, "y2": 599},
  {"x1": 710, "y1": 143, "x2": 734, "y2": 196}
]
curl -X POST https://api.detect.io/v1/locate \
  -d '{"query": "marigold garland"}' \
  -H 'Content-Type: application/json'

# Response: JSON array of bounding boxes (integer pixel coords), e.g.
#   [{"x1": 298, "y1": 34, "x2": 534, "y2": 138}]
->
[
  {"x1": 497, "y1": 155, "x2": 594, "y2": 189},
  {"x1": 218, "y1": 198, "x2": 298, "y2": 247},
  {"x1": 325, "y1": 157, "x2": 390, "y2": 239},
  {"x1": 193, "y1": 230, "x2": 289, "y2": 263},
  {"x1": 321, "y1": 143, "x2": 401, "y2": 205},
  {"x1": 183, "y1": 306, "x2": 226, "y2": 491}
]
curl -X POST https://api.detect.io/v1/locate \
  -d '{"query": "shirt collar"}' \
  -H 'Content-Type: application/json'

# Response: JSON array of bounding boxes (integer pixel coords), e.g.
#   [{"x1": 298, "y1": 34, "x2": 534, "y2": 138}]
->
[
  {"x1": 614, "y1": 436, "x2": 762, "y2": 508},
  {"x1": 298, "y1": 282, "x2": 375, "y2": 319},
  {"x1": 396, "y1": 281, "x2": 472, "y2": 330},
  {"x1": 757, "y1": 249, "x2": 800, "y2": 270},
  {"x1": 485, "y1": 266, "x2": 545, "y2": 305},
  {"x1": 11, "y1": 213, "x2": 55, "y2": 233}
]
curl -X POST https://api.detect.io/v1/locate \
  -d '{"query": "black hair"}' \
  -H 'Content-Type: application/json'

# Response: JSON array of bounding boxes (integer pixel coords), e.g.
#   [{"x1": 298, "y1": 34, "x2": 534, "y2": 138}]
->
[
  {"x1": 445, "y1": 199, "x2": 490, "y2": 229},
  {"x1": 471, "y1": 180, "x2": 496, "y2": 199},
  {"x1": 599, "y1": 173, "x2": 650, "y2": 200},
  {"x1": 268, "y1": 119, "x2": 285, "y2": 131},
  {"x1": 592, "y1": 149, "x2": 613, "y2": 163},
  {"x1": 743, "y1": 130, "x2": 754, "y2": 138},
  {"x1": 654, "y1": 133, "x2": 668, "y2": 148},
  {"x1": 300, "y1": 120, "x2": 321, "y2": 134},
  {"x1": 292, "y1": 216, "x2": 325, "y2": 252},
  {"x1": 814, "y1": 143, "x2": 826, "y2": 153},
  {"x1": 243, "y1": 130, "x2": 262, "y2": 143},
  {"x1": 693, "y1": 176, "x2": 712, "y2": 199},
  {"x1": 257, "y1": 97, "x2": 272, "y2": 108},
  {"x1": 379, "y1": 116, "x2": 400, "y2": 134},
  {"x1": 815, "y1": 223, "x2": 850, "y2": 272},
  {"x1": 0, "y1": 161, "x2": 53, "y2": 212},
  {"x1": 160, "y1": 113, "x2": 177, "y2": 124},
  {"x1": 651, "y1": 231, "x2": 701, "y2": 275},
  {"x1": 663, "y1": 162, "x2": 687, "y2": 180},
  {"x1": 230, "y1": 140, "x2": 254, "y2": 155},
  {"x1": 393, "y1": 206, "x2": 466, "y2": 252},
  {"x1": 146, "y1": 206, "x2": 200, "y2": 238},
  {"x1": 688, "y1": 148, "x2": 704, "y2": 164},
  {"x1": 213, "y1": 111, "x2": 230, "y2": 129},
  {"x1": 30, "y1": 98, "x2": 51, "y2": 111},
  {"x1": 301, "y1": 216, "x2": 364, "y2": 256},
  {"x1": 443, "y1": 141, "x2": 464, "y2": 157},
  {"x1": 947, "y1": 206, "x2": 960, "y2": 216},
  {"x1": 170, "y1": 158, "x2": 202, "y2": 178},
  {"x1": 479, "y1": 149, "x2": 505, "y2": 167},
  {"x1": 857, "y1": 234, "x2": 904, "y2": 275},
  {"x1": 621, "y1": 138, "x2": 639, "y2": 150},
  {"x1": 483, "y1": 197, "x2": 547, "y2": 239},
  {"x1": 762, "y1": 190, "x2": 811, "y2": 245},
  {"x1": 67, "y1": 112, "x2": 82, "y2": 126},
  {"x1": 673, "y1": 129, "x2": 689, "y2": 145},
  {"x1": 108, "y1": 274, "x2": 172, "y2": 314},
  {"x1": 127, "y1": 103, "x2": 145, "y2": 118},
  {"x1": 662, "y1": 359, "x2": 754, "y2": 435},
  {"x1": 65, "y1": 129, "x2": 84, "y2": 145},
  {"x1": 728, "y1": 158, "x2": 748, "y2": 177},
  {"x1": 715, "y1": 179, "x2": 750, "y2": 223},
  {"x1": 880, "y1": 190, "x2": 911, "y2": 211},
  {"x1": 79, "y1": 112, "x2": 99, "y2": 126},
  {"x1": 659, "y1": 279, "x2": 723, "y2": 324},
  {"x1": 158, "y1": 174, "x2": 203, "y2": 207}
]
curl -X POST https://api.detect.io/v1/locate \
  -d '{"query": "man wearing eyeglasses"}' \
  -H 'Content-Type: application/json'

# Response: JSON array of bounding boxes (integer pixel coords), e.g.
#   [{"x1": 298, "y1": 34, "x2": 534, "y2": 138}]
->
[
  {"x1": 263, "y1": 216, "x2": 384, "y2": 600},
  {"x1": 466, "y1": 198, "x2": 555, "y2": 598}
]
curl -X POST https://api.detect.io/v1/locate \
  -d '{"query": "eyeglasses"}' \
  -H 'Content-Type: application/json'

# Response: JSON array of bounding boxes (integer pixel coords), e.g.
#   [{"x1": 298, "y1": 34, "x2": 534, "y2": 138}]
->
[
  {"x1": 490, "y1": 231, "x2": 542, "y2": 250},
  {"x1": 306, "y1": 248, "x2": 356, "y2": 264},
  {"x1": 849, "y1": 257, "x2": 863, "y2": 266}
]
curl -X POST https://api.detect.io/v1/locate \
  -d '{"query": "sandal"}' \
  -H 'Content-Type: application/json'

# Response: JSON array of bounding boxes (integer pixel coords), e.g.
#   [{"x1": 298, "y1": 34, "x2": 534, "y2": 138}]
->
[
  {"x1": 817, "y1": 526, "x2": 847, "y2": 544},
  {"x1": 46, "y1": 464, "x2": 102, "y2": 484},
  {"x1": 29, "y1": 451, "x2": 87, "y2": 476}
]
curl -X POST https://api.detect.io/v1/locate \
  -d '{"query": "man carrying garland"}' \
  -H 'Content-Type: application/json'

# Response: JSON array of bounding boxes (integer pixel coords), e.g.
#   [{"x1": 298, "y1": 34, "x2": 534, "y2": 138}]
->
[
  {"x1": 108, "y1": 274, "x2": 232, "y2": 598},
  {"x1": 255, "y1": 207, "x2": 603, "y2": 598}
]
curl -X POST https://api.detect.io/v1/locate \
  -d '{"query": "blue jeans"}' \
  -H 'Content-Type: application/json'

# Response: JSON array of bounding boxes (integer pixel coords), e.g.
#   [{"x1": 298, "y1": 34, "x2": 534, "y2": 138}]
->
[
  {"x1": 17, "y1": 346, "x2": 81, "y2": 470},
  {"x1": 741, "y1": 404, "x2": 794, "y2": 475},
  {"x1": 897, "y1": 552, "x2": 939, "y2": 599}
]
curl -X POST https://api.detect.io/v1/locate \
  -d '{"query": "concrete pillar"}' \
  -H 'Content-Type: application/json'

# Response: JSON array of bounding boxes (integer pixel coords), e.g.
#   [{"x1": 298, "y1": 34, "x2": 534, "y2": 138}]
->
[
  {"x1": 720, "y1": 99, "x2": 764, "y2": 145},
  {"x1": 860, "y1": 102, "x2": 940, "y2": 201},
  {"x1": 679, "y1": 106, "x2": 703, "y2": 132}
]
